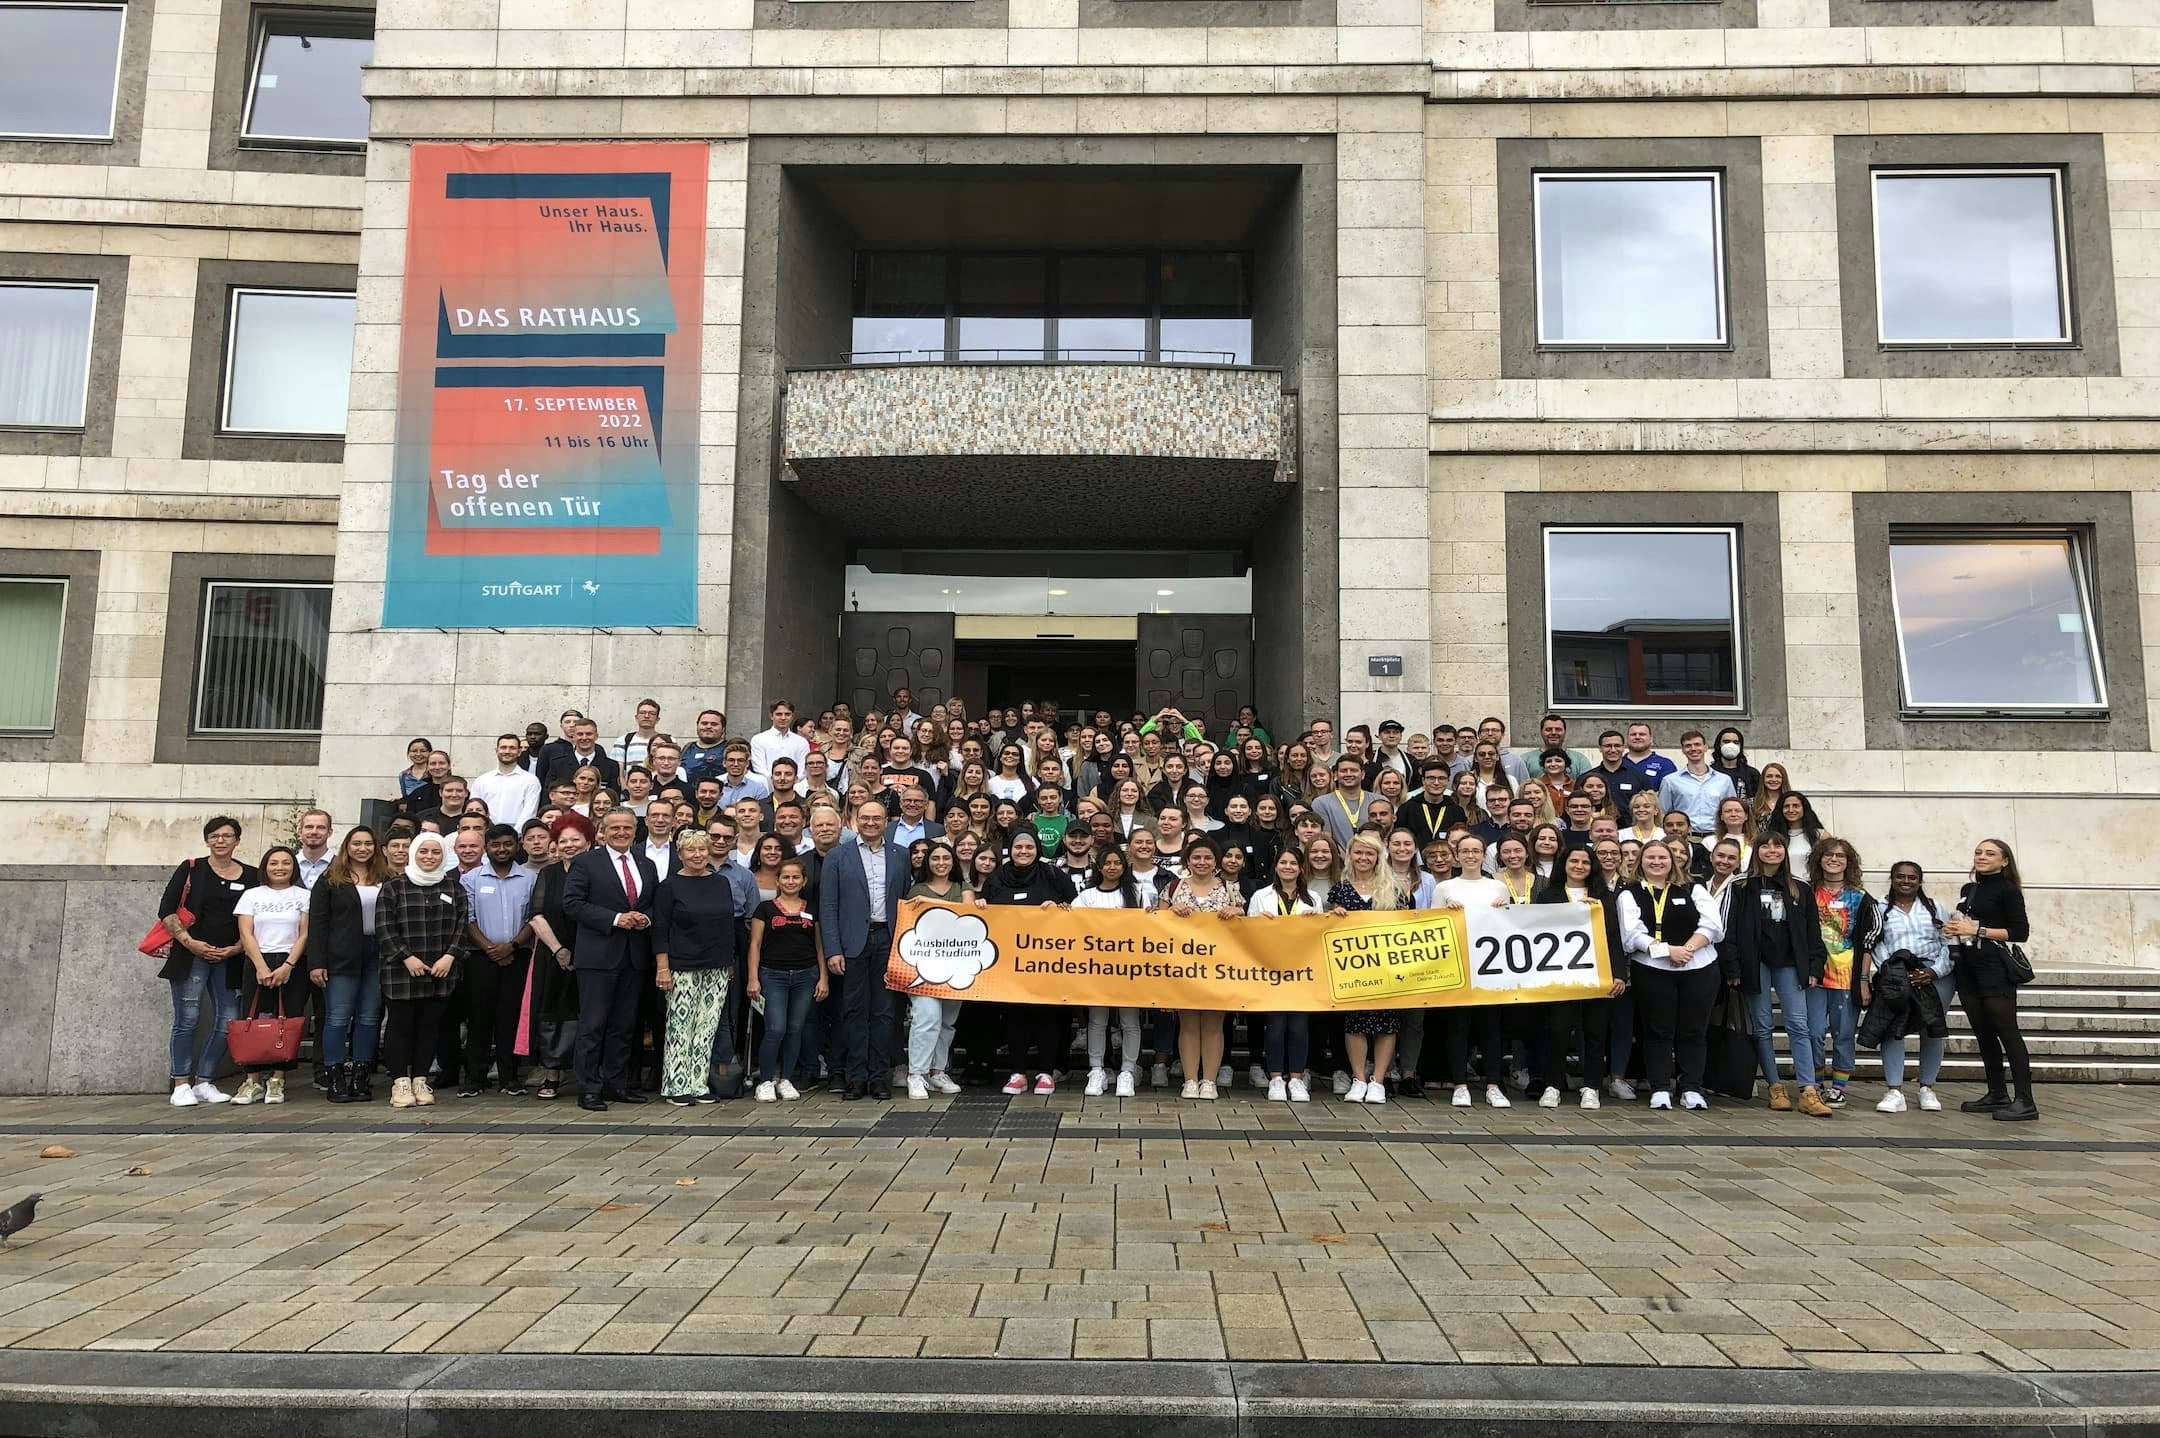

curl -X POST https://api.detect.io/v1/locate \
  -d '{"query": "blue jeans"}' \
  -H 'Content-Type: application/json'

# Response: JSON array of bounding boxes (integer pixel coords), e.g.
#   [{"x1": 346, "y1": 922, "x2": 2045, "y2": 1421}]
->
[
  {"x1": 319, "y1": 948, "x2": 384, "y2": 1067},
  {"x1": 168, "y1": 956, "x2": 238, "y2": 1081},
  {"x1": 757, "y1": 964, "x2": 819, "y2": 1083},
  {"x1": 1808, "y1": 985, "x2": 1858, "y2": 1082},
  {"x1": 1746, "y1": 964, "x2": 1817, "y2": 1088},
  {"x1": 1881, "y1": 971, "x2": 1957, "y2": 1087}
]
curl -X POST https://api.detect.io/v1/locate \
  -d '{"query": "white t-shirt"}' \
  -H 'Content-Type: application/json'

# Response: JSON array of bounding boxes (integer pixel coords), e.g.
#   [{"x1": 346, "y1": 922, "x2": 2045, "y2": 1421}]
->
[
  {"x1": 1072, "y1": 887, "x2": 1130, "y2": 910},
  {"x1": 356, "y1": 883, "x2": 381, "y2": 935},
  {"x1": 236, "y1": 884, "x2": 309, "y2": 954},
  {"x1": 1434, "y1": 875, "x2": 1509, "y2": 910},
  {"x1": 988, "y1": 775, "x2": 1030, "y2": 803},
  {"x1": 1247, "y1": 886, "x2": 1320, "y2": 917}
]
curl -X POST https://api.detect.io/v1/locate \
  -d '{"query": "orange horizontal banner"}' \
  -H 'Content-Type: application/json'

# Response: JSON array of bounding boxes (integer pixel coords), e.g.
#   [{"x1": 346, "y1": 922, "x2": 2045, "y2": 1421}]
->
[{"x1": 884, "y1": 898, "x2": 1614, "y2": 1011}]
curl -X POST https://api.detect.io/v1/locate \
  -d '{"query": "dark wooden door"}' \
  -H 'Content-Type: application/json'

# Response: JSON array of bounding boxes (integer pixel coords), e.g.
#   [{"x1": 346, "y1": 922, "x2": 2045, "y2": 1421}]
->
[
  {"x1": 836, "y1": 612, "x2": 954, "y2": 717},
  {"x1": 1135, "y1": 613, "x2": 1251, "y2": 737}
]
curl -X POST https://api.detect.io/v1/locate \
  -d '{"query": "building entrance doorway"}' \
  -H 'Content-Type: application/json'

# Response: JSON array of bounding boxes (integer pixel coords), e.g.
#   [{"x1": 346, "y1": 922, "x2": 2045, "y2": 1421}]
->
[{"x1": 833, "y1": 551, "x2": 1255, "y2": 732}]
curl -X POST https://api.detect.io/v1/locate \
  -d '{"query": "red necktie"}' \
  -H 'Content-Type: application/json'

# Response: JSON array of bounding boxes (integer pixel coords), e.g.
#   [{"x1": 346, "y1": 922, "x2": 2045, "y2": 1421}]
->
[{"x1": 619, "y1": 854, "x2": 638, "y2": 904}]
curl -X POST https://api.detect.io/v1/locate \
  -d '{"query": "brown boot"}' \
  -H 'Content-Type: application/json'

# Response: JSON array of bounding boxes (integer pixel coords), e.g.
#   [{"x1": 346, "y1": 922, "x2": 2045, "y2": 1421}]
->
[
  {"x1": 1766, "y1": 1082, "x2": 1791, "y2": 1112},
  {"x1": 1797, "y1": 1084, "x2": 1833, "y2": 1117}
]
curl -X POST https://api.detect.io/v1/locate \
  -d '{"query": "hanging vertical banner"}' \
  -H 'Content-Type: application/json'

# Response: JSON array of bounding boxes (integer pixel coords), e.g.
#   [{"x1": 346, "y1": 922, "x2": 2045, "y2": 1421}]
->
[{"x1": 384, "y1": 142, "x2": 706, "y2": 628}]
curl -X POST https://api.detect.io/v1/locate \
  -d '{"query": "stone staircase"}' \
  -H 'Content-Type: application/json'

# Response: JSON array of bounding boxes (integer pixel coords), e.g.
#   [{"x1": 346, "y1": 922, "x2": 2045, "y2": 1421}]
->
[{"x1": 1840, "y1": 967, "x2": 2160, "y2": 1085}]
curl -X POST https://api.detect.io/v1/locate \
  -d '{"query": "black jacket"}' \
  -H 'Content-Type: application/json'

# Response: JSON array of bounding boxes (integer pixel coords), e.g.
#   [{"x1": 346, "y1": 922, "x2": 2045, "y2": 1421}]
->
[
  {"x1": 307, "y1": 879, "x2": 378, "y2": 976},
  {"x1": 543, "y1": 749, "x2": 622, "y2": 793},
  {"x1": 1858, "y1": 951, "x2": 1951, "y2": 1048},
  {"x1": 1720, "y1": 876, "x2": 1829, "y2": 992},
  {"x1": 980, "y1": 860, "x2": 1076, "y2": 907},
  {"x1": 1533, "y1": 881, "x2": 1623, "y2": 979}
]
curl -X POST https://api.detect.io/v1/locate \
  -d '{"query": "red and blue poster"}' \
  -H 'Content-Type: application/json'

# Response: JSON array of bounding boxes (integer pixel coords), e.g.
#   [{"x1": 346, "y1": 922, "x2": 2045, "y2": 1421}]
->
[{"x1": 384, "y1": 142, "x2": 706, "y2": 628}]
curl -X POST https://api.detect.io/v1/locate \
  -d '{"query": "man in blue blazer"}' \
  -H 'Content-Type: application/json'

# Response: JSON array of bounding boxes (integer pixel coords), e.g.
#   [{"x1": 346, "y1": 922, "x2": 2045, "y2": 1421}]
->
[
  {"x1": 563, "y1": 809, "x2": 660, "y2": 1111},
  {"x1": 818, "y1": 798, "x2": 909, "y2": 1100}
]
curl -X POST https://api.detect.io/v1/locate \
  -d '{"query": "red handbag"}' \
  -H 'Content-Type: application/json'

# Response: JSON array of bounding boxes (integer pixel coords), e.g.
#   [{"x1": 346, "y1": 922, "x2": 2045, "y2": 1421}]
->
[
  {"x1": 226, "y1": 985, "x2": 305, "y2": 1066},
  {"x1": 140, "y1": 860, "x2": 195, "y2": 959}
]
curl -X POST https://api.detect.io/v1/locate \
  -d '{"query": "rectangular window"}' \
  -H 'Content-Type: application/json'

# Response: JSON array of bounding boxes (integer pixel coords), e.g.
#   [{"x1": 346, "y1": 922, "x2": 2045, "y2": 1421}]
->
[
  {"x1": 194, "y1": 580, "x2": 330, "y2": 734},
  {"x1": 852, "y1": 253, "x2": 945, "y2": 362},
  {"x1": 0, "y1": 281, "x2": 95, "y2": 428},
  {"x1": 0, "y1": 577, "x2": 66, "y2": 732},
  {"x1": 1873, "y1": 170, "x2": 2071, "y2": 345},
  {"x1": 220, "y1": 287, "x2": 356, "y2": 435},
  {"x1": 1544, "y1": 526, "x2": 1742, "y2": 710},
  {"x1": 241, "y1": 12, "x2": 373, "y2": 147},
  {"x1": 1887, "y1": 530, "x2": 2105, "y2": 714},
  {"x1": 0, "y1": 3, "x2": 125, "y2": 141},
  {"x1": 1534, "y1": 172, "x2": 1727, "y2": 346},
  {"x1": 1160, "y1": 252, "x2": 1252, "y2": 364}
]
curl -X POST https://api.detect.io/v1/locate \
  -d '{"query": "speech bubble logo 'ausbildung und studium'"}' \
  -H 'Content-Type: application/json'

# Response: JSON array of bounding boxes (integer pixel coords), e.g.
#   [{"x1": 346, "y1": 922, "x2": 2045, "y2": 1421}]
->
[{"x1": 900, "y1": 907, "x2": 999, "y2": 991}]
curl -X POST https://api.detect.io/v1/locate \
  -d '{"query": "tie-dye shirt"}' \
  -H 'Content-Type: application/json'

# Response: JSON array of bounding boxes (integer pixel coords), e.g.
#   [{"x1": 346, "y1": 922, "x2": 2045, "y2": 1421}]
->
[{"x1": 1816, "y1": 885, "x2": 1864, "y2": 989}]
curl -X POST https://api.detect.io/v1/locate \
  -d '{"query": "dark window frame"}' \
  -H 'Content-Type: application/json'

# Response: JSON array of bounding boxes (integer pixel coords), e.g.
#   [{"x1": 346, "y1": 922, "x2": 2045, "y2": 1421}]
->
[
  {"x1": 1853, "y1": 491, "x2": 2147, "y2": 752},
  {"x1": 0, "y1": 251, "x2": 129, "y2": 458},
  {"x1": 1504, "y1": 491, "x2": 1789, "y2": 746},
  {"x1": 0, "y1": 0, "x2": 147, "y2": 165},
  {"x1": 183, "y1": 258, "x2": 357, "y2": 463},
  {"x1": 206, "y1": 0, "x2": 372, "y2": 177},
  {"x1": 0, "y1": 548, "x2": 99, "y2": 763},
  {"x1": 156, "y1": 550, "x2": 333, "y2": 766}
]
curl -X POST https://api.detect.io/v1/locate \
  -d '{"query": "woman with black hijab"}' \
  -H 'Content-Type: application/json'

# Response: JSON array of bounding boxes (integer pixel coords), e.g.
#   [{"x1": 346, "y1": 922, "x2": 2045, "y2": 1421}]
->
[
  {"x1": 1202, "y1": 749, "x2": 1242, "y2": 822},
  {"x1": 984, "y1": 829, "x2": 1078, "y2": 1096}
]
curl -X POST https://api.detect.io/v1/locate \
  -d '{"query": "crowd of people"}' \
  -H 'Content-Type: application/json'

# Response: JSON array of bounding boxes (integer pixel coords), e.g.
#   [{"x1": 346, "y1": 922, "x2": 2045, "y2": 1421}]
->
[{"x1": 152, "y1": 696, "x2": 2042, "y2": 1122}]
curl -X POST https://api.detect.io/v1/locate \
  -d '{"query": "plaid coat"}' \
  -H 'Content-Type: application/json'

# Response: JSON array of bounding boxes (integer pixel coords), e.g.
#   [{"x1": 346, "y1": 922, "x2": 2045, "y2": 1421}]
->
[{"x1": 377, "y1": 875, "x2": 471, "y2": 1001}]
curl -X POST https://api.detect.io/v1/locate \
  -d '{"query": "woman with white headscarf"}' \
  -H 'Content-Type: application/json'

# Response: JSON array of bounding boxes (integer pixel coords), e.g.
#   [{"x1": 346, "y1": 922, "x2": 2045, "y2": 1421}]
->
[{"x1": 376, "y1": 832, "x2": 471, "y2": 1109}]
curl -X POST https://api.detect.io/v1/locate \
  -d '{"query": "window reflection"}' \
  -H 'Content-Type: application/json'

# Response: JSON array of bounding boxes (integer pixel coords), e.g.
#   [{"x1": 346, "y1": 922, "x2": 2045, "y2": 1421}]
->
[
  {"x1": 1545, "y1": 528, "x2": 1740, "y2": 708},
  {"x1": 1874, "y1": 172, "x2": 2069, "y2": 344},
  {"x1": 1888, "y1": 534, "x2": 2103, "y2": 709},
  {"x1": 1535, "y1": 174, "x2": 1725, "y2": 346},
  {"x1": 0, "y1": 4, "x2": 125, "y2": 140}
]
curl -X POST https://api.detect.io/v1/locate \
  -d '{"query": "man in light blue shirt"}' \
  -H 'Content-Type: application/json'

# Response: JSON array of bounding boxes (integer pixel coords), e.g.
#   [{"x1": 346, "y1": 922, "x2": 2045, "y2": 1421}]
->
[
  {"x1": 1656, "y1": 731, "x2": 1735, "y2": 836},
  {"x1": 718, "y1": 742, "x2": 772, "y2": 808},
  {"x1": 460, "y1": 824, "x2": 540, "y2": 1096}
]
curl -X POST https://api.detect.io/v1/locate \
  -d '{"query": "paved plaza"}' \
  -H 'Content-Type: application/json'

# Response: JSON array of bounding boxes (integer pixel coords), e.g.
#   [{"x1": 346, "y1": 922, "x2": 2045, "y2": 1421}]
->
[{"x1": 2, "y1": 1082, "x2": 2158, "y2": 1374}]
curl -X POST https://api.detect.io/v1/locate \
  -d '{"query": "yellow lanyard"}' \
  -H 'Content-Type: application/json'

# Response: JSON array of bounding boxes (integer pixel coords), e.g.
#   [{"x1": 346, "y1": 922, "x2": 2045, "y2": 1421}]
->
[
  {"x1": 1336, "y1": 791, "x2": 1361, "y2": 826},
  {"x1": 1420, "y1": 799, "x2": 1446, "y2": 832},
  {"x1": 1502, "y1": 872, "x2": 1532, "y2": 905},
  {"x1": 1277, "y1": 890, "x2": 1297, "y2": 916},
  {"x1": 1648, "y1": 886, "x2": 1671, "y2": 931}
]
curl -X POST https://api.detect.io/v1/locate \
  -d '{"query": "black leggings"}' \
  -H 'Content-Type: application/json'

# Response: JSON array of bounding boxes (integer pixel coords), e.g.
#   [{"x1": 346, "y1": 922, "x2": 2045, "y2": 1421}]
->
[
  {"x1": 1633, "y1": 963, "x2": 1721, "y2": 1095},
  {"x1": 383, "y1": 995, "x2": 448, "y2": 1078},
  {"x1": 1958, "y1": 972, "x2": 2034, "y2": 1102},
  {"x1": 1440, "y1": 1009, "x2": 1506, "y2": 1086}
]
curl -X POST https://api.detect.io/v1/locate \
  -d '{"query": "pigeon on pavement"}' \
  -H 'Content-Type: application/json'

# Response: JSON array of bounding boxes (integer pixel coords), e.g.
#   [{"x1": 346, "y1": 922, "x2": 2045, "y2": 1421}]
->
[{"x1": 0, "y1": 1193, "x2": 41, "y2": 1248}]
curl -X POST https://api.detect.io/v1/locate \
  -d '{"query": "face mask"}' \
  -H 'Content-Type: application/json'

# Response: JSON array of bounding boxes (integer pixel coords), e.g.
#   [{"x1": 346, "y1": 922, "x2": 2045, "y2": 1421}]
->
[{"x1": 1719, "y1": 742, "x2": 1741, "y2": 761}]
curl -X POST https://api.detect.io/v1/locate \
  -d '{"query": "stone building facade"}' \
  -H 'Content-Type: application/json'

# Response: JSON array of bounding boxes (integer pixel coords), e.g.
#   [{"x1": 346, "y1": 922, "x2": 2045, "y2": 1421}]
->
[{"x1": 0, "y1": 0, "x2": 2155, "y2": 1087}]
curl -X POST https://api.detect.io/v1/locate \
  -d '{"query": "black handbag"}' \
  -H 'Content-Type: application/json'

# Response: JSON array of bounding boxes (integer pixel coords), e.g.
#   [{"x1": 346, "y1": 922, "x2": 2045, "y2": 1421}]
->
[
  {"x1": 1701, "y1": 988, "x2": 1759, "y2": 1101},
  {"x1": 1990, "y1": 939, "x2": 2035, "y2": 986}
]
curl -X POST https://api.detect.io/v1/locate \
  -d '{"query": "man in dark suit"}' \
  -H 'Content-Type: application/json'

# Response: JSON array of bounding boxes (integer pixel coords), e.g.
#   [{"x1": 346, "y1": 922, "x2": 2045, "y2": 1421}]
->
[
  {"x1": 543, "y1": 717, "x2": 622, "y2": 793},
  {"x1": 887, "y1": 784, "x2": 943, "y2": 849},
  {"x1": 533, "y1": 708, "x2": 585, "y2": 778},
  {"x1": 562, "y1": 809, "x2": 658, "y2": 1110},
  {"x1": 818, "y1": 798, "x2": 909, "y2": 1100}
]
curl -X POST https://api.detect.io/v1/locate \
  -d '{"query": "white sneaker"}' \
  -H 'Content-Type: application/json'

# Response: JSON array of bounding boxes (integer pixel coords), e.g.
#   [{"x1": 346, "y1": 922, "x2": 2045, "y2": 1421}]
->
[
  {"x1": 1452, "y1": 1084, "x2": 1472, "y2": 1107},
  {"x1": 1198, "y1": 1080, "x2": 1218, "y2": 1100},
  {"x1": 908, "y1": 1074, "x2": 929, "y2": 1100},
  {"x1": 1033, "y1": 1073, "x2": 1055, "y2": 1095},
  {"x1": 1084, "y1": 1067, "x2": 1107, "y2": 1097},
  {"x1": 1681, "y1": 1090, "x2": 1708, "y2": 1110},
  {"x1": 1216, "y1": 1065, "x2": 1233, "y2": 1088},
  {"x1": 1151, "y1": 1062, "x2": 1170, "y2": 1088},
  {"x1": 1608, "y1": 1078, "x2": 1636, "y2": 1101},
  {"x1": 169, "y1": 1084, "x2": 198, "y2": 1107},
  {"x1": 777, "y1": 1078, "x2": 802, "y2": 1100},
  {"x1": 1538, "y1": 1086, "x2": 1561, "y2": 1108},
  {"x1": 754, "y1": 1081, "x2": 777, "y2": 1102},
  {"x1": 413, "y1": 1077, "x2": 435, "y2": 1107},
  {"x1": 1918, "y1": 1086, "x2": 1942, "y2": 1112},
  {"x1": 264, "y1": 1075, "x2": 285, "y2": 1105},
  {"x1": 1181, "y1": 1080, "x2": 1200, "y2": 1099},
  {"x1": 1249, "y1": 1064, "x2": 1269, "y2": 1089},
  {"x1": 1331, "y1": 1070, "x2": 1352, "y2": 1096},
  {"x1": 1649, "y1": 1090, "x2": 1672, "y2": 1110},
  {"x1": 1288, "y1": 1077, "x2": 1310, "y2": 1102},
  {"x1": 1579, "y1": 1087, "x2": 1601, "y2": 1110},
  {"x1": 1114, "y1": 1071, "x2": 1135, "y2": 1098},
  {"x1": 1877, "y1": 1089, "x2": 1907, "y2": 1113},
  {"x1": 230, "y1": 1076, "x2": 263, "y2": 1106},
  {"x1": 1004, "y1": 1073, "x2": 1028, "y2": 1095},
  {"x1": 192, "y1": 1081, "x2": 231, "y2": 1104},
  {"x1": 1346, "y1": 1080, "x2": 1370, "y2": 1103},
  {"x1": 929, "y1": 1073, "x2": 960, "y2": 1094},
  {"x1": 1366, "y1": 1083, "x2": 1387, "y2": 1105},
  {"x1": 1486, "y1": 1084, "x2": 1511, "y2": 1109},
  {"x1": 1267, "y1": 1076, "x2": 1288, "y2": 1102}
]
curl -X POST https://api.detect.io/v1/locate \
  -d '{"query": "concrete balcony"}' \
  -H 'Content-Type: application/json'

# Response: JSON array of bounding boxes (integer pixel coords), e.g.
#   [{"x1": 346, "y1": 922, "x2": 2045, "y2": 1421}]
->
[{"x1": 779, "y1": 362, "x2": 1298, "y2": 545}]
